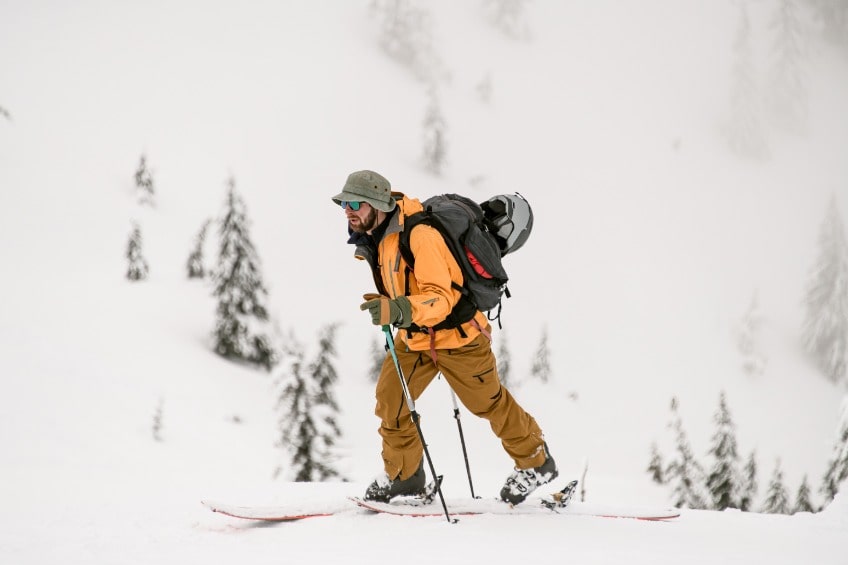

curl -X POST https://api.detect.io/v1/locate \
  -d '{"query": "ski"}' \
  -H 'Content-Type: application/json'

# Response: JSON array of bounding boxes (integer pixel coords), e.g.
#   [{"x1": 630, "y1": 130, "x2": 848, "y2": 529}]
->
[
  {"x1": 203, "y1": 480, "x2": 679, "y2": 522},
  {"x1": 201, "y1": 499, "x2": 347, "y2": 522}
]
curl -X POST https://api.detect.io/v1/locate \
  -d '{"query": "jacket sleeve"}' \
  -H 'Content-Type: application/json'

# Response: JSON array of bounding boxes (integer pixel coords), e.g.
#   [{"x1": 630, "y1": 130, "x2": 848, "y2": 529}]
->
[{"x1": 404, "y1": 225, "x2": 464, "y2": 328}]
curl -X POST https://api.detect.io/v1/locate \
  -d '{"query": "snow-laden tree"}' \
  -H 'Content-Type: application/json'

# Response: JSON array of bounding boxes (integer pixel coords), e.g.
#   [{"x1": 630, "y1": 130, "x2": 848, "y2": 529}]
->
[
  {"x1": 740, "y1": 450, "x2": 759, "y2": 512},
  {"x1": 725, "y1": 0, "x2": 769, "y2": 159},
  {"x1": 274, "y1": 327, "x2": 344, "y2": 482},
  {"x1": 0, "y1": 105, "x2": 10, "y2": 121},
  {"x1": 794, "y1": 475, "x2": 815, "y2": 514},
  {"x1": 665, "y1": 398, "x2": 708, "y2": 509},
  {"x1": 496, "y1": 331, "x2": 512, "y2": 387},
  {"x1": 370, "y1": 0, "x2": 445, "y2": 83},
  {"x1": 820, "y1": 397, "x2": 848, "y2": 507},
  {"x1": 705, "y1": 392, "x2": 743, "y2": 510},
  {"x1": 802, "y1": 194, "x2": 848, "y2": 384},
  {"x1": 530, "y1": 327, "x2": 551, "y2": 383},
  {"x1": 187, "y1": 219, "x2": 211, "y2": 279},
  {"x1": 766, "y1": 0, "x2": 807, "y2": 133},
  {"x1": 482, "y1": 0, "x2": 532, "y2": 40},
  {"x1": 126, "y1": 221, "x2": 149, "y2": 281},
  {"x1": 476, "y1": 73, "x2": 493, "y2": 104},
  {"x1": 367, "y1": 336, "x2": 385, "y2": 382},
  {"x1": 647, "y1": 442, "x2": 666, "y2": 485},
  {"x1": 134, "y1": 154, "x2": 155, "y2": 207},
  {"x1": 736, "y1": 291, "x2": 767, "y2": 376},
  {"x1": 761, "y1": 459, "x2": 791, "y2": 514},
  {"x1": 212, "y1": 177, "x2": 276, "y2": 370},
  {"x1": 809, "y1": 0, "x2": 848, "y2": 44},
  {"x1": 421, "y1": 90, "x2": 447, "y2": 175}
]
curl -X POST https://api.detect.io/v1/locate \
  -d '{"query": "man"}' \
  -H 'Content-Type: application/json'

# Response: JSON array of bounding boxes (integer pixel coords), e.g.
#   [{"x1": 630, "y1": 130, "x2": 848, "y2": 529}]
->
[{"x1": 332, "y1": 169, "x2": 557, "y2": 504}]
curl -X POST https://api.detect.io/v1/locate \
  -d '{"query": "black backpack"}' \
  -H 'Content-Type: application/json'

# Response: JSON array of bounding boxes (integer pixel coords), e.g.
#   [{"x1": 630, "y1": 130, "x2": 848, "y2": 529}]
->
[{"x1": 398, "y1": 193, "x2": 532, "y2": 332}]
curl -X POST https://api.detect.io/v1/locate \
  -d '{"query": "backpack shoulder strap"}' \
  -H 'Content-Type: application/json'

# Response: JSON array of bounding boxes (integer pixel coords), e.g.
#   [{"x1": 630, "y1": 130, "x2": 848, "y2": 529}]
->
[{"x1": 398, "y1": 211, "x2": 429, "y2": 271}]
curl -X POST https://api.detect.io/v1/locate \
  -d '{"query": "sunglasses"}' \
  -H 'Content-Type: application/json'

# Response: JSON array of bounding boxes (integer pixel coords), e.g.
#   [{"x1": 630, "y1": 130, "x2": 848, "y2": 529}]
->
[{"x1": 341, "y1": 201, "x2": 363, "y2": 211}]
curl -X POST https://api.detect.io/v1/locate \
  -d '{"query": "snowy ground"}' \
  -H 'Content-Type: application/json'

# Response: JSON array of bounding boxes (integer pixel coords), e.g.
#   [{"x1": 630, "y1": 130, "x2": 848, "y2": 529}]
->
[{"x1": 1, "y1": 1, "x2": 847, "y2": 563}]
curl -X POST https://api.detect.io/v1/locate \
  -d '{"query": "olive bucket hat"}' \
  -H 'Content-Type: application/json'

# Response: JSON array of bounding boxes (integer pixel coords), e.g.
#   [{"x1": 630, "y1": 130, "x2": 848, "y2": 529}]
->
[{"x1": 332, "y1": 170, "x2": 396, "y2": 213}]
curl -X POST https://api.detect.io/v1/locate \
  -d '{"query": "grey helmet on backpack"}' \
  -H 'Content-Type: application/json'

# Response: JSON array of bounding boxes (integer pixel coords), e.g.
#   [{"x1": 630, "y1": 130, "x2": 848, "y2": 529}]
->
[{"x1": 481, "y1": 192, "x2": 534, "y2": 256}]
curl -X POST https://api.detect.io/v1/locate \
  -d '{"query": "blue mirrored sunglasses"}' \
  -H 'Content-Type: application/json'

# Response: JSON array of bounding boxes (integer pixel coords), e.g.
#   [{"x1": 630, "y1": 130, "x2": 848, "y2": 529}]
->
[{"x1": 341, "y1": 201, "x2": 362, "y2": 211}]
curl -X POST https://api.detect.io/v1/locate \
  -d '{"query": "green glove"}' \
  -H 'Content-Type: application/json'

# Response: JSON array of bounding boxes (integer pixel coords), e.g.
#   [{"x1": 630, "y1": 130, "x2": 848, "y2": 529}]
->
[{"x1": 360, "y1": 294, "x2": 412, "y2": 328}]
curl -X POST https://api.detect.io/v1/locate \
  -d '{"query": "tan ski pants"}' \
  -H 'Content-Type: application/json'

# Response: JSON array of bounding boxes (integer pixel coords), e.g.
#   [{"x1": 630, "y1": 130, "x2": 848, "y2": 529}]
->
[{"x1": 375, "y1": 329, "x2": 546, "y2": 481}]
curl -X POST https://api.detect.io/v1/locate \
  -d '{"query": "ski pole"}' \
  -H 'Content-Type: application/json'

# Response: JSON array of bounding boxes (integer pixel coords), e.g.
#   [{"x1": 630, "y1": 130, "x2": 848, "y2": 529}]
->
[
  {"x1": 448, "y1": 386, "x2": 477, "y2": 499},
  {"x1": 382, "y1": 325, "x2": 454, "y2": 524}
]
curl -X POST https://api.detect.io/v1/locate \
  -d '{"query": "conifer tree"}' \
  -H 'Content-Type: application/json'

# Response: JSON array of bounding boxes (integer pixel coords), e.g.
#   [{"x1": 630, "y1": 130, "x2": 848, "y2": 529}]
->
[
  {"x1": 809, "y1": 0, "x2": 848, "y2": 44},
  {"x1": 767, "y1": 0, "x2": 807, "y2": 133},
  {"x1": 483, "y1": 0, "x2": 532, "y2": 40},
  {"x1": 737, "y1": 291, "x2": 766, "y2": 376},
  {"x1": 725, "y1": 0, "x2": 769, "y2": 159},
  {"x1": 665, "y1": 398, "x2": 708, "y2": 509},
  {"x1": 274, "y1": 329, "x2": 344, "y2": 482},
  {"x1": 134, "y1": 154, "x2": 155, "y2": 206},
  {"x1": 370, "y1": 0, "x2": 444, "y2": 82},
  {"x1": 212, "y1": 177, "x2": 276, "y2": 370},
  {"x1": 421, "y1": 90, "x2": 447, "y2": 175},
  {"x1": 0, "y1": 105, "x2": 10, "y2": 121},
  {"x1": 496, "y1": 331, "x2": 512, "y2": 387},
  {"x1": 802, "y1": 194, "x2": 848, "y2": 384},
  {"x1": 820, "y1": 397, "x2": 848, "y2": 507},
  {"x1": 705, "y1": 391, "x2": 743, "y2": 510},
  {"x1": 530, "y1": 327, "x2": 551, "y2": 383},
  {"x1": 126, "y1": 221, "x2": 149, "y2": 281},
  {"x1": 740, "y1": 450, "x2": 759, "y2": 512},
  {"x1": 761, "y1": 459, "x2": 791, "y2": 514},
  {"x1": 368, "y1": 336, "x2": 385, "y2": 382},
  {"x1": 305, "y1": 323, "x2": 344, "y2": 479},
  {"x1": 647, "y1": 442, "x2": 666, "y2": 485},
  {"x1": 187, "y1": 219, "x2": 211, "y2": 279},
  {"x1": 793, "y1": 475, "x2": 815, "y2": 514}
]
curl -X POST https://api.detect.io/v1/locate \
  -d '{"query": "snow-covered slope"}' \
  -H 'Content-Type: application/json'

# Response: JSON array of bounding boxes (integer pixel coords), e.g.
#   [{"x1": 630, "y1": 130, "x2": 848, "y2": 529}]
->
[{"x1": 1, "y1": 1, "x2": 846, "y2": 563}]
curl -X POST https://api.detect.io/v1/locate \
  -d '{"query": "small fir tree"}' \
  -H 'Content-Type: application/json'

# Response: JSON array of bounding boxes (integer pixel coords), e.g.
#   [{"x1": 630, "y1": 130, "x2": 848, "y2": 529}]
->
[
  {"x1": 820, "y1": 397, "x2": 848, "y2": 507},
  {"x1": 665, "y1": 398, "x2": 708, "y2": 509},
  {"x1": 187, "y1": 219, "x2": 211, "y2": 279},
  {"x1": 482, "y1": 0, "x2": 532, "y2": 40},
  {"x1": 705, "y1": 391, "x2": 743, "y2": 510},
  {"x1": 737, "y1": 291, "x2": 766, "y2": 376},
  {"x1": 0, "y1": 105, "x2": 10, "y2": 121},
  {"x1": 810, "y1": 0, "x2": 848, "y2": 44},
  {"x1": 370, "y1": 0, "x2": 445, "y2": 82},
  {"x1": 740, "y1": 450, "x2": 759, "y2": 512},
  {"x1": 725, "y1": 0, "x2": 769, "y2": 159},
  {"x1": 761, "y1": 459, "x2": 791, "y2": 514},
  {"x1": 802, "y1": 194, "x2": 848, "y2": 384},
  {"x1": 126, "y1": 221, "x2": 149, "y2": 281},
  {"x1": 530, "y1": 327, "x2": 552, "y2": 383},
  {"x1": 421, "y1": 90, "x2": 447, "y2": 175},
  {"x1": 766, "y1": 0, "x2": 807, "y2": 133},
  {"x1": 793, "y1": 475, "x2": 815, "y2": 514},
  {"x1": 134, "y1": 154, "x2": 155, "y2": 206},
  {"x1": 476, "y1": 73, "x2": 493, "y2": 104},
  {"x1": 274, "y1": 329, "x2": 344, "y2": 482},
  {"x1": 647, "y1": 442, "x2": 666, "y2": 485},
  {"x1": 368, "y1": 336, "x2": 386, "y2": 382},
  {"x1": 212, "y1": 177, "x2": 276, "y2": 370}
]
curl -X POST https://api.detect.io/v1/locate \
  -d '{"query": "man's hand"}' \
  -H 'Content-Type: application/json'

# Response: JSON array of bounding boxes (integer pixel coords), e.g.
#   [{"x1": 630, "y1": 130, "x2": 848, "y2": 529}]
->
[{"x1": 360, "y1": 293, "x2": 412, "y2": 328}]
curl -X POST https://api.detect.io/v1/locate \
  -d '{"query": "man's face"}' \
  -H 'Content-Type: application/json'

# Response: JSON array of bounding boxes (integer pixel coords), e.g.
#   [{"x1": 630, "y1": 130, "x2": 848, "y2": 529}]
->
[{"x1": 344, "y1": 201, "x2": 379, "y2": 234}]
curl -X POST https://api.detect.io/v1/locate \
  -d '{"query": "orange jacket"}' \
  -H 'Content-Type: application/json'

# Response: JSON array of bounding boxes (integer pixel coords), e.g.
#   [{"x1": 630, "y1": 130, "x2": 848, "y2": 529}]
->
[{"x1": 354, "y1": 193, "x2": 487, "y2": 351}]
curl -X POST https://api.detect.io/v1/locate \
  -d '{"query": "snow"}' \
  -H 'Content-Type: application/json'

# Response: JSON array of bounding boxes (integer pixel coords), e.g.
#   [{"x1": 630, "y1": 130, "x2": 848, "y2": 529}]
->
[{"x1": 1, "y1": 1, "x2": 847, "y2": 563}]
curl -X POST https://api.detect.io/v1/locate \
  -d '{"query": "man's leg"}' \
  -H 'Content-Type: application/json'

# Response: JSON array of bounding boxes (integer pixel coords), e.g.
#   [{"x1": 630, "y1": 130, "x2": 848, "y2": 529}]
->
[
  {"x1": 374, "y1": 335, "x2": 440, "y2": 480},
  {"x1": 438, "y1": 331, "x2": 547, "y2": 469}
]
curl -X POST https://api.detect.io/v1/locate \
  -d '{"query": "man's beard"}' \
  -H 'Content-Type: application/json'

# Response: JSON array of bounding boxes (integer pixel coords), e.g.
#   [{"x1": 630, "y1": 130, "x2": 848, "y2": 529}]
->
[{"x1": 349, "y1": 207, "x2": 378, "y2": 234}]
